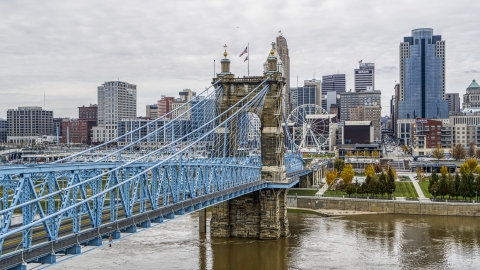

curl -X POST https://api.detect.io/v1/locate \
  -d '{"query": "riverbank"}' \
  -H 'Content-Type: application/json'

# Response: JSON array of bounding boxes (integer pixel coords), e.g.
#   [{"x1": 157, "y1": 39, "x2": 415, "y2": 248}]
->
[
  {"x1": 288, "y1": 196, "x2": 480, "y2": 217},
  {"x1": 288, "y1": 207, "x2": 379, "y2": 217}
]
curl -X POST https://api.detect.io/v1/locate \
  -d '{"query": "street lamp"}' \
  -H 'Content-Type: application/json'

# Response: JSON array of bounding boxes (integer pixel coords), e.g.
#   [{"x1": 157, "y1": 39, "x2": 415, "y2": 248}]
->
[
  {"x1": 356, "y1": 186, "x2": 358, "y2": 199},
  {"x1": 391, "y1": 189, "x2": 394, "y2": 199},
  {"x1": 476, "y1": 191, "x2": 478, "y2": 203},
  {"x1": 434, "y1": 190, "x2": 436, "y2": 202}
]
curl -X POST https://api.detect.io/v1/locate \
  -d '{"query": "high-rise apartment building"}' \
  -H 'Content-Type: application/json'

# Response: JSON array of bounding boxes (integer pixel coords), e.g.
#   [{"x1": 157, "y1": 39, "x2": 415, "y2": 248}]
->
[
  {"x1": 354, "y1": 62, "x2": 375, "y2": 92},
  {"x1": 276, "y1": 34, "x2": 290, "y2": 112},
  {"x1": 93, "y1": 81, "x2": 137, "y2": 143},
  {"x1": 398, "y1": 28, "x2": 448, "y2": 119},
  {"x1": 7, "y1": 106, "x2": 54, "y2": 144},
  {"x1": 0, "y1": 118, "x2": 7, "y2": 143},
  {"x1": 322, "y1": 74, "x2": 346, "y2": 95}
]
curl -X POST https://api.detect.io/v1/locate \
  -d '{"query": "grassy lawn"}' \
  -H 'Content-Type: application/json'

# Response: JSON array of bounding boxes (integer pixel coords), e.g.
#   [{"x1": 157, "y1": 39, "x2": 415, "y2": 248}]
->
[
  {"x1": 394, "y1": 182, "x2": 418, "y2": 198},
  {"x1": 323, "y1": 182, "x2": 419, "y2": 199},
  {"x1": 323, "y1": 190, "x2": 351, "y2": 197},
  {"x1": 287, "y1": 189, "x2": 318, "y2": 196},
  {"x1": 418, "y1": 181, "x2": 433, "y2": 198}
]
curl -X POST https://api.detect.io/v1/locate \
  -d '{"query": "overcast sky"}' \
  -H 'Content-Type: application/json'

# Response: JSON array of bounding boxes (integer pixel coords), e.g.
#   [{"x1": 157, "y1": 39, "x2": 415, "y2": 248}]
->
[{"x1": 1, "y1": 0, "x2": 479, "y2": 119}]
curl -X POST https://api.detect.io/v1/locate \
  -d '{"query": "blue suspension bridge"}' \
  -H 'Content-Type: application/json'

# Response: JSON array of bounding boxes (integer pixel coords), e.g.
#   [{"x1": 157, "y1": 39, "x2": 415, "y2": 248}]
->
[{"x1": 0, "y1": 45, "x2": 314, "y2": 270}]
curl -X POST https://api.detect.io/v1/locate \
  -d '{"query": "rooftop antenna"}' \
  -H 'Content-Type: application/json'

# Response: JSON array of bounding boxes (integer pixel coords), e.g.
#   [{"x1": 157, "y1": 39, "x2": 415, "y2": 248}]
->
[{"x1": 44, "y1": 90, "x2": 45, "y2": 109}]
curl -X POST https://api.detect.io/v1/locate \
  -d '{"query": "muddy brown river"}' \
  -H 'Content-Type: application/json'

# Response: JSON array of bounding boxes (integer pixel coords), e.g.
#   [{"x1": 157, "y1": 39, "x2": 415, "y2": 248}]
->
[{"x1": 45, "y1": 212, "x2": 480, "y2": 270}]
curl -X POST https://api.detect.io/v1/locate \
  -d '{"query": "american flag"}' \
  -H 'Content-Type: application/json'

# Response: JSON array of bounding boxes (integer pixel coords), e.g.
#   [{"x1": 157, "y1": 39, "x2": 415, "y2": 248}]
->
[
  {"x1": 239, "y1": 46, "x2": 248, "y2": 57},
  {"x1": 359, "y1": 60, "x2": 363, "y2": 64},
  {"x1": 244, "y1": 56, "x2": 248, "y2": 62}
]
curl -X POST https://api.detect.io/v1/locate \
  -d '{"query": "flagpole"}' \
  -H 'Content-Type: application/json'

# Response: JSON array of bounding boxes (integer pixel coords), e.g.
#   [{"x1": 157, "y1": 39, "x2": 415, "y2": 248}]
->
[{"x1": 248, "y1": 42, "x2": 249, "y2": 76}]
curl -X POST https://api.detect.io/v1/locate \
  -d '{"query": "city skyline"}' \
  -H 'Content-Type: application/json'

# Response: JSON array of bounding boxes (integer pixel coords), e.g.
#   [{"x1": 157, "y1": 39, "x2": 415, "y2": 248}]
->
[{"x1": 1, "y1": 1, "x2": 479, "y2": 119}]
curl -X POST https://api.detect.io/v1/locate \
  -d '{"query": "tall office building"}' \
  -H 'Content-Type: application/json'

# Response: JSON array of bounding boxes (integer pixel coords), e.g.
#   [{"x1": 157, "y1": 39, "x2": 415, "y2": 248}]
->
[
  {"x1": 339, "y1": 91, "x2": 381, "y2": 121},
  {"x1": 93, "y1": 81, "x2": 137, "y2": 143},
  {"x1": 296, "y1": 85, "x2": 319, "y2": 108},
  {"x1": 146, "y1": 104, "x2": 158, "y2": 119},
  {"x1": 78, "y1": 104, "x2": 98, "y2": 144},
  {"x1": 157, "y1": 96, "x2": 175, "y2": 118},
  {"x1": 445, "y1": 93, "x2": 460, "y2": 112},
  {"x1": 354, "y1": 62, "x2": 375, "y2": 92},
  {"x1": 322, "y1": 74, "x2": 346, "y2": 95},
  {"x1": 7, "y1": 106, "x2": 54, "y2": 144},
  {"x1": 398, "y1": 28, "x2": 448, "y2": 119},
  {"x1": 462, "y1": 80, "x2": 480, "y2": 110},
  {"x1": 276, "y1": 34, "x2": 291, "y2": 112}
]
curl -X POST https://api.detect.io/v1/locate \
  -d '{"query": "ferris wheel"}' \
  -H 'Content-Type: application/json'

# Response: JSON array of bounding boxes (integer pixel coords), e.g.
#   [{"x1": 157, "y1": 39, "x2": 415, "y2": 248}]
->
[{"x1": 288, "y1": 104, "x2": 333, "y2": 152}]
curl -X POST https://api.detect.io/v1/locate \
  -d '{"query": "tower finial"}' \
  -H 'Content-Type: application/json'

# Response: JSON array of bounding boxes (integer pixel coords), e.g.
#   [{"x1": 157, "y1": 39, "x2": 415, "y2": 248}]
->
[
  {"x1": 270, "y1": 42, "x2": 275, "y2": 56},
  {"x1": 223, "y1": 44, "x2": 228, "y2": 59}
]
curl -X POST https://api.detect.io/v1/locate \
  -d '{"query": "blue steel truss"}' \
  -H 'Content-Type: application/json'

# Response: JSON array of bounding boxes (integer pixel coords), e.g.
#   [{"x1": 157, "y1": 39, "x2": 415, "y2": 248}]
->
[{"x1": 0, "y1": 79, "x2": 306, "y2": 261}]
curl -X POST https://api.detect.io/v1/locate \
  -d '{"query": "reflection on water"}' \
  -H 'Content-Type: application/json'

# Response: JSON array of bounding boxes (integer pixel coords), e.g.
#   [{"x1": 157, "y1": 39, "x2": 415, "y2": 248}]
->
[{"x1": 49, "y1": 213, "x2": 480, "y2": 270}]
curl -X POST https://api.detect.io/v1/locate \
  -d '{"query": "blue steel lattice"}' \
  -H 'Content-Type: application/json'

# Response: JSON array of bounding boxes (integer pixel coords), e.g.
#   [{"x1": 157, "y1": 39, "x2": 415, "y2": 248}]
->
[{"x1": 0, "y1": 78, "x2": 307, "y2": 262}]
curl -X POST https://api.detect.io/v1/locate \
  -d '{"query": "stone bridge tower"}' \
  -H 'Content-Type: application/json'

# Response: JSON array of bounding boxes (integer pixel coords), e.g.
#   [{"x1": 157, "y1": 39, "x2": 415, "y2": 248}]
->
[{"x1": 209, "y1": 43, "x2": 289, "y2": 239}]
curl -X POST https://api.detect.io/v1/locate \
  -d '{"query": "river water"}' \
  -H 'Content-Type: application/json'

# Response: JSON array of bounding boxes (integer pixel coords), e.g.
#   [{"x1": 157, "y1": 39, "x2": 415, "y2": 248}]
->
[{"x1": 46, "y1": 212, "x2": 480, "y2": 270}]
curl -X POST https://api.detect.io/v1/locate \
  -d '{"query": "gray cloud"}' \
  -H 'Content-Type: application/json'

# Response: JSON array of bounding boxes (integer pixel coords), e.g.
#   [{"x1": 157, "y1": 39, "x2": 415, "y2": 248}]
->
[
  {"x1": 376, "y1": 66, "x2": 398, "y2": 74},
  {"x1": 1, "y1": 0, "x2": 480, "y2": 118}
]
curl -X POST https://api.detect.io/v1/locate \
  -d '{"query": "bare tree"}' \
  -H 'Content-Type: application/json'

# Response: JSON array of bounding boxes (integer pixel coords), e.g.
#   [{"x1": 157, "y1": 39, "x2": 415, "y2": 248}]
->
[
  {"x1": 451, "y1": 144, "x2": 466, "y2": 160},
  {"x1": 432, "y1": 144, "x2": 445, "y2": 160},
  {"x1": 469, "y1": 142, "x2": 477, "y2": 157}
]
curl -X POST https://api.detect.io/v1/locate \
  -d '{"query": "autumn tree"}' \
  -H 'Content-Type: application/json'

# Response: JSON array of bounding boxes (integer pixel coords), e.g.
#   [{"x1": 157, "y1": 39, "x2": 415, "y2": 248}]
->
[
  {"x1": 465, "y1": 158, "x2": 478, "y2": 172},
  {"x1": 475, "y1": 148, "x2": 480, "y2": 159},
  {"x1": 451, "y1": 144, "x2": 466, "y2": 160},
  {"x1": 341, "y1": 164, "x2": 355, "y2": 187},
  {"x1": 326, "y1": 170, "x2": 338, "y2": 187},
  {"x1": 364, "y1": 164, "x2": 376, "y2": 178},
  {"x1": 432, "y1": 144, "x2": 445, "y2": 160}
]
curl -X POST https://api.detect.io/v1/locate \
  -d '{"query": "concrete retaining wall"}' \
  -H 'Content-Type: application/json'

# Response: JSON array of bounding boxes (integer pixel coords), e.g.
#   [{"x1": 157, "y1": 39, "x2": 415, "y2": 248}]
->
[{"x1": 288, "y1": 197, "x2": 480, "y2": 217}]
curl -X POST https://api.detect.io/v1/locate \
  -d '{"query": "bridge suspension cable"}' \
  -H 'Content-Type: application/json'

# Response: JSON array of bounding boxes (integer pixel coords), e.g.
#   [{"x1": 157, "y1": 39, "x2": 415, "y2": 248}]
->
[
  {"x1": 0, "y1": 79, "x2": 271, "y2": 255},
  {"x1": 53, "y1": 79, "x2": 224, "y2": 164}
]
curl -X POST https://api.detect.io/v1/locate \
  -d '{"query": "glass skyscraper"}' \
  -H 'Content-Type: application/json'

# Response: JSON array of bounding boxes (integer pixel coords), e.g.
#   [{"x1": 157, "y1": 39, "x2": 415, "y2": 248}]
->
[{"x1": 398, "y1": 28, "x2": 448, "y2": 119}]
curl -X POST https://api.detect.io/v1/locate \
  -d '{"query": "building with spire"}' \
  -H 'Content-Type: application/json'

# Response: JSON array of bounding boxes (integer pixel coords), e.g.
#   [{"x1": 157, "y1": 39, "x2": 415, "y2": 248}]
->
[{"x1": 276, "y1": 34, "x2": 290, "y2": 112}]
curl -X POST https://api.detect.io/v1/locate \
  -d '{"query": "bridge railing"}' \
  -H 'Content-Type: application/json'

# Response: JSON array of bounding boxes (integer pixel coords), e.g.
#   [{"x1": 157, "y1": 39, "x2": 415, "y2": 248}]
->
[{"x1": 0, "y1": 80, "x2": 271, "y2": 256}]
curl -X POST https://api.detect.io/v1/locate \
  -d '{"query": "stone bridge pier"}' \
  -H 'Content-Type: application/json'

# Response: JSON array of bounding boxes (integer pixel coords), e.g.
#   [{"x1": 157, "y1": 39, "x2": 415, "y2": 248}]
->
[
  {"x1": 210, "y1": 189, "x2": 289, "y2": 239},
  {"x1": 207, "y1": 43, "x2": 290, "y2": 239}
]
